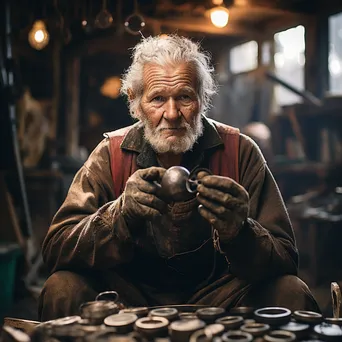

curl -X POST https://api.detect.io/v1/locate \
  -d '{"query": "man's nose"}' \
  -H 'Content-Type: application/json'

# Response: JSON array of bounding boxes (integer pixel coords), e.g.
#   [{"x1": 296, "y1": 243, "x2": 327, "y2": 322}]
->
[{"x1": 163, "y1": 98, "x2": 179, "y2": 120}]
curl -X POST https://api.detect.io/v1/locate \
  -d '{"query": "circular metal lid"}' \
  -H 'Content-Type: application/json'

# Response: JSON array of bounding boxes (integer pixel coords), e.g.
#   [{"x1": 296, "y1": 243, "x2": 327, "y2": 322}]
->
[
  {"x1": 104, "y1": 313, "x2": 138, "y2": 327},
  {"x1": 134, "y1": 317, "x2": 169, "y2": 331},
  {"x1": 221, "y1": 331, "x2": 253, "y2": 342},
  {"x1": 179, "y1": 313, "x2": 198, "y2": 320},
  {"x1": 325, "y1": 318, "x2": 342, "y2": 326},
  {"x1": 150, "y1": 308, "x2": 179, "y2": 321},
  {"x1": 254, "y1": 307, "x2": 291, "y2": 326},
  {"x1": 215, "y1": 316, "x2": 244, "y2": 330},
  {"x1": 196, "y1": 307, "x2": 225, "y2": 321},
  {"x1": 170, "y1": 319, "x2": 206, "y2": 333},
  {"x1": 264, "y1": 330, "x2": 297, "y2": 342},
  {"x1": 229, "y1": 307, "x2": 254, "y2": 319},
  {"x1": 204, "y1": 324, "x2": 225, "y2": 337},
  {"x1": 240, "y1": 322, "x2": 270, "y2": 336},
  {"x1": 80, "y1": 301, "x2": 119, "y2": 319},
  {"x1": 293, "y1": 310, "x2": 323, "y2": 325}
]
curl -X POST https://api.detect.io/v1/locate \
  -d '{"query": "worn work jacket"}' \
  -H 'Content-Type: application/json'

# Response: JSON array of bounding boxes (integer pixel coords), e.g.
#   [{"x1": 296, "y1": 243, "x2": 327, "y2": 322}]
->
[{"x1": 42, "y1": 116, "x2": 298, "y2": 294}]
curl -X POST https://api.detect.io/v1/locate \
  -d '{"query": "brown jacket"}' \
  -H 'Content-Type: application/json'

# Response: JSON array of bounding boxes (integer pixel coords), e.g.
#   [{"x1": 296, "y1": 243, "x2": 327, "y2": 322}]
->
[{"x1": 42, "y1": 116, "x2": 298, "y2": 290}]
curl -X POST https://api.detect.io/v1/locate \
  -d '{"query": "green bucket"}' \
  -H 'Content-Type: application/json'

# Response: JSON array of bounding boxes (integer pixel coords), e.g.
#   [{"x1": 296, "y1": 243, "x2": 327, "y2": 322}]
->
[{"x1": 0, "y1": 243, "x2": 21, "y2": 314}]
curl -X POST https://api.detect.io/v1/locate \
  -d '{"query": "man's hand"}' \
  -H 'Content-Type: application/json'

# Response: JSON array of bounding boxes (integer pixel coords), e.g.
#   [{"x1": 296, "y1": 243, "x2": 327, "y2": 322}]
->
[
  {"x1": 121, "y1": 167, "x2": 167, "y2": 223},
  {"x1": 197, "y1": 175, "x2": 250, "y2": 242}
]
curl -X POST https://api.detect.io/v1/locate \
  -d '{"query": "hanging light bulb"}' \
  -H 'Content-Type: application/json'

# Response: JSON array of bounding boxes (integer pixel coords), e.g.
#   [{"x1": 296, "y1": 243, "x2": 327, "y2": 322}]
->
[
  {"x1": 28, "y1": 20, "x2": 50, "y2": 50},
  {"x1": 95, "y1": 0, "x2": 113, "y2": 29},
  {"x1": 124, "y1": 0, "x2": 145, "y2": 35},
  {"x1": 210, "y1": 6, "x2": 229, "y2": 28},
  {"x1": 124, "y1": 13, "x2": 145, "y2": 35}
]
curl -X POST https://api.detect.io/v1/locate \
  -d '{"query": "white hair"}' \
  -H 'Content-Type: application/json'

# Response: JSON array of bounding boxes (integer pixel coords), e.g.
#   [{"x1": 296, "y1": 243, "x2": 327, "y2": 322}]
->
[{"x1": 120, "y1": 34, "x2": 217, "y2": 118}]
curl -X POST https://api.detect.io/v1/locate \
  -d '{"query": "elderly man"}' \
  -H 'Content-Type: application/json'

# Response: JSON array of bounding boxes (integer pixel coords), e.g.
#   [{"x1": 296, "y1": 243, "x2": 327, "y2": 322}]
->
[{"x1": 39, "y1": 35, "x2": 319, "y2": 320}]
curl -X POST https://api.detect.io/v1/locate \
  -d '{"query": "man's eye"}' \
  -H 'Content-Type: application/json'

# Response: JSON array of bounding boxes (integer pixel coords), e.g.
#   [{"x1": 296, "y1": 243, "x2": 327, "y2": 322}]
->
[
  {"x1": 179, "y1": 95, "x2": 191, "y2": 101},
  {"x1": 152, "y1": 96, "x2": 164, "y2": 102}
]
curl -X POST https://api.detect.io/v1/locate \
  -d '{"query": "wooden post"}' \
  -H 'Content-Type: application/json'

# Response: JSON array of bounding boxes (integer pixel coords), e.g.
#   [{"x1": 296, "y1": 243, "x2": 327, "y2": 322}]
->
[
  {"x1": 49, "y1": 40, "x2": 62, "y2": 153},
  {"x1": 65, "y1": 57, "x2": 80, "y2": 157}
]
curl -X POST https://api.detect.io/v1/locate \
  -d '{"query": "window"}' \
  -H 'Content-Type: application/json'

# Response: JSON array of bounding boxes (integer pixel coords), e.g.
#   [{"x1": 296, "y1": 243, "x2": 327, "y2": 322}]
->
[
  {"x1": 230, "y1": 41, "x2": 258, "y2": 74},
  {"x1": 274, "y1": 25, "x2": 305, "y2": 110},
  {"x1": 329, "y1": 12, "x2": 342, "y2": 95}
]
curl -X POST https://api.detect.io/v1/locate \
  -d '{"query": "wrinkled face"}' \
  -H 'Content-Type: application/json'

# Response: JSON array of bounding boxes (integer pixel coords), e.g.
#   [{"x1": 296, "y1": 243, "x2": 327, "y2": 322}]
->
[{"x1": 136, "y1": 62, "x2": 203, "y2": 154}]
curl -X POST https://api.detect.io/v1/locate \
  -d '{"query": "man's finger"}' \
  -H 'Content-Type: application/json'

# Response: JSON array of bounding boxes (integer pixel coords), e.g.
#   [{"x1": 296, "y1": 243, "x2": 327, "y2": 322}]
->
[
  {"x1": 137, "y1": 180, "x2": 162, "y2": 195},
  {"x1": 135, "y1": 192, "x2": 167, "y2": 214},
  {"x1": 197, "y1": 195, "x2": 231, "y2": 219},
  {"x1": 197, "y1": 184, "x2": 246, "y2": 209},
  {"x1": 140, "y1": 167, "x2": 166, "y2": 182},
  {"x1": 136, "y1": 203, "x2": 163, "y2": 220},
  {"x1": 200, "y1": 175, "x2": 248, "y2": 199},
  {"x1": 198, "y1": 204, "x2": 219, "y2": 226}
]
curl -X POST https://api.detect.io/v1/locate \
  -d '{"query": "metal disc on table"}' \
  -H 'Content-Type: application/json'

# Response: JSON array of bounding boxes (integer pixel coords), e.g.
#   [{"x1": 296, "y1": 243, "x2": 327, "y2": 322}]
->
[
  {"x1": 279, "y1": 321, "x2": 311, "y2": 339},
  {"x1": 119, "y1": 307, "x2": 149, "y2": 318},
  {"x1": 134, "y1": 317, "x2": 169, "y2": 338},
  {"x1": 179, "y1": 312, "x2": 198, "y2": 320},
  {"x1": 325, "y1": 318, "x2": 342, "y2": 326},
  {"x1": 229, "y1": 307, "x2": 255, "y2": 319},
  {"x1": 240, "y1": 322, "x2": 270, "y2": 337},
  {"x1": 204, "y1": 324, "x2": 225, "y2": 337},
  {"x1": 51, "y1": 316, "x2": 81, "y2": 326},
  {"x1": 169, "y1": 319, "x2": 206, "y2": 342},
  {"x1": 80, "y1": 301, "x2": 119, "y2": 324},
  {"x1": 215, "y1": 316, "x2": 244, "y2": 330},
  {"x1": 196, "y1": 307, "x2": 225, "y2": 323},
  {"x1": 104, "y1": 313, "x2": 138, "y2": 333},
  {"x1": 221, "y1": 331, "x2": 253, "y2": 342},
  {"x1": 263, "y1": 330, "x2": 296, "y2": 342},
  {"x1": 293, "y1": 310, "x2": 323, "y2": 325},
  {"x1": 314, "y1": 323, "x2": 342, "y2": 341},
  {"x1": 189, "y1": 329, "x2": 209, "y2": 342},
  {"x1": 149, "y1": 308, "x2": 179, "y2": 321},
  {"x1": 254, "y1": 307, "x2": 292, "y2": 326}
]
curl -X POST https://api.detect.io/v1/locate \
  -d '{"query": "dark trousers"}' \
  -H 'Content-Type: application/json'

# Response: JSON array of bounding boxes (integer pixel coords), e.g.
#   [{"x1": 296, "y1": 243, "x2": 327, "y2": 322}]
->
[{"x1": 38, "y1": 270, "x2": 320, "y2": 321}]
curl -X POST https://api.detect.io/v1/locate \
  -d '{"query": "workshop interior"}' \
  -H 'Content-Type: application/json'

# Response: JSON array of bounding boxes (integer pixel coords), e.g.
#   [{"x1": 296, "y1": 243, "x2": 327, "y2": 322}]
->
[{"x1": 1, "y1": 0, "x2": 342, "y2": 340}]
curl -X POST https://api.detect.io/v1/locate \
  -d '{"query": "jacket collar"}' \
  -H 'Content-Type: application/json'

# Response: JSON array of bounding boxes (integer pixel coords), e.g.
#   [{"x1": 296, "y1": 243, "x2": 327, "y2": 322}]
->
[{"x1": 120, "y1": 115, "x2": 224, "y2": 169}]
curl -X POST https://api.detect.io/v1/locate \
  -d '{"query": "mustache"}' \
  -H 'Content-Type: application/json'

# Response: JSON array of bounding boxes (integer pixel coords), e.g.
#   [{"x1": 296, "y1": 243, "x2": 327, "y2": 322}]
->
[{"x1": 156, "y1": 122, "x2": 191, "y2": 132}]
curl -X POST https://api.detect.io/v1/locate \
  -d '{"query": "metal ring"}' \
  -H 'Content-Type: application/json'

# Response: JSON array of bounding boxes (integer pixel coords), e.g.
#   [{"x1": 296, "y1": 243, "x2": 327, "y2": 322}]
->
[
  {"x1": 134, "y1": 317, "x2": 169, "y2": 330},
  {"x1": 264, "y1": 330, "x2": 296, "y2": 342},
  {"x1": 216, "y1": 316, "x2": 244, "y2": 330},
  {"x1": 331, "y1": 282, "x2": 342, "y2": 319},
  {"x1": 254, "y1": 307, "x2": 291, "y2": 326},
  {"x1": 325, "y1": 317, "x2": 342, "y2": 326},
  {"x1": 293, "y1": 310, "x2": 323, "y2": 324},
  {"x1": 221, "y1": 330, "x2": 253, "y2": 342},
  {"x1": 95, "y1": 291, "x2": 119, "y2": 302},
  {"x1": 189, "y1": 329, "x2": 210, "y2": 342},
  {"x1": 240, "y1": 322, "x2": 270, "y2": 336}
]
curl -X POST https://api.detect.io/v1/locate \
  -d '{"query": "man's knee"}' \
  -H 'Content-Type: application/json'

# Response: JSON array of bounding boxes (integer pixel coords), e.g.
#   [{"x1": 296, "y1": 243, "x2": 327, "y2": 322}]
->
[
  {"x1": 270, "y1": 275, "x2": 309, "y2": 294},
  {"x1": 242, "y1": 275, "x2": 320, "y2": 312},
  {"x1": 39, "y1": 271, "x2": 98, "y2": 321}
]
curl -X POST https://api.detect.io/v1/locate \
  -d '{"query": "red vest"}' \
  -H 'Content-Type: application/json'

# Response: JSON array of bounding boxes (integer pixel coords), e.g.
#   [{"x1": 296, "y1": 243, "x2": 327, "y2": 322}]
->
[{"x1": 107, "y1": 122, "x2": 240, "y2": 198}]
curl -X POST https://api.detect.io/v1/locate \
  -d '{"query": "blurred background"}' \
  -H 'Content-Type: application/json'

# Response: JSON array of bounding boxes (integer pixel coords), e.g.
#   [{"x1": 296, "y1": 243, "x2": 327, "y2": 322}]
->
[{"x1": 1, "y1": 0, "x2": 342, "y2": 323}]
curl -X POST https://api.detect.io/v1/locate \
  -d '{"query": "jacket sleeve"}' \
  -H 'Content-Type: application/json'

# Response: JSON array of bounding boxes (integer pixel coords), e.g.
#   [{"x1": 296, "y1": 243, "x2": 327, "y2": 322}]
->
[
  {"x1": 41, "y1": 139, "x2": 135, "y2": 273},
  {"x1": 221, "y1": 134, "x2": 298, "y2": 283}
]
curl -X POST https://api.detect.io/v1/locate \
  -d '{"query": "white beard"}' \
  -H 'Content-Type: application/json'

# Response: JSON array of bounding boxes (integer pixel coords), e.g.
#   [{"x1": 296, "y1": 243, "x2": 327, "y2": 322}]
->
[{"x1": 141, "y1": 114, "x2": 204, "y2": 154}]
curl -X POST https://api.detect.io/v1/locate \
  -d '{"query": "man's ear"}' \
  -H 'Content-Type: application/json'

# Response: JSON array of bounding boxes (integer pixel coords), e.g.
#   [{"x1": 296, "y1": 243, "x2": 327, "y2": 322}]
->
[{"x1": 127, "y1": 88, "x2": 135, "y2": 101}]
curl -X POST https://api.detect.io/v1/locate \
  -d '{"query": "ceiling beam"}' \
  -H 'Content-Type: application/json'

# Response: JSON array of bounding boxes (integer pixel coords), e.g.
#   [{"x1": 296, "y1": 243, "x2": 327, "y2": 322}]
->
[{"x1": 145, "y1": 17, "x2": 263, "y2": 39}]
